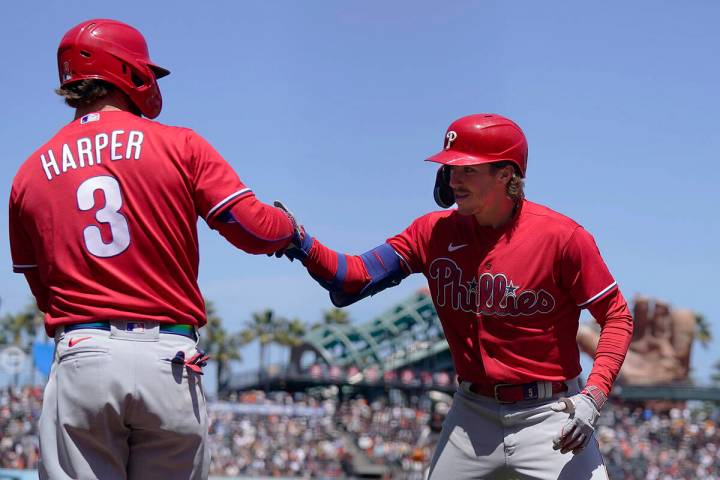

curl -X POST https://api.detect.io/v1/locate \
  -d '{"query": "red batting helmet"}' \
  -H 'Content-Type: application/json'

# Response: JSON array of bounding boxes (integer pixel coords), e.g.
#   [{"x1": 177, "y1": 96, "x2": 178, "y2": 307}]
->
[
  {"x1": 426, "y1": 114, "x2": 528, "y2": 177},
  {"x1": 57, "y1": 19, "x2": 170, "y2": 119}
]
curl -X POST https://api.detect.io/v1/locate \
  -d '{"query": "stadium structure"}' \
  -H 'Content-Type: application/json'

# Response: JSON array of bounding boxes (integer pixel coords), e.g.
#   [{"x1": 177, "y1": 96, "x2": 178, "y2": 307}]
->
[
  {"x1": 2, "y1": 291, "x2": 719, "y2": 480},
  {"x1": 229, "y1": 289, "x2": 457, "y2": 395},
  {"x1": 228, "y1": 289, "x2": 720, "y2": 402}
]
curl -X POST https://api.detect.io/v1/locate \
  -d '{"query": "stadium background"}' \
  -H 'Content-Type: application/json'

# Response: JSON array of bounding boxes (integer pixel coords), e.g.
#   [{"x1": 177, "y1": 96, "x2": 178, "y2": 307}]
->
[
  {"x1": 2, "y1": 1, "x2": 719, "y2": 479},
  {"x1": 2, "y1": 290, "x2": 720, "y2": 479}
]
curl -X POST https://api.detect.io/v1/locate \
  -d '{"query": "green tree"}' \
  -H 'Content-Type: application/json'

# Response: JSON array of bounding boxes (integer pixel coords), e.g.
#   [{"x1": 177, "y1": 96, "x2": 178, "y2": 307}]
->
[
  {"x1": 695, "y1": 313, "x2": 712, "y2": 347},
  {"x1": 274, "y1": 318, "x2": 307, "y2": 349},
  {"x1": 240, "y1": 309, "x2": 282, "y2": 378},
  {"x1": 0, "y1": 301, "x2": 45, "y2": 385},
  {"x1": 0, "y1": 301, "x2": 43, "y2": 348},
  {"x1": 198, "y1": 300, "x2": 243, "y2": 393},
  {"x1": 316, "y1": 307, "x2": 350, "y2": 328},
  {"x1": 240, "y1": 310, "x2": 308, "y2": 379}
]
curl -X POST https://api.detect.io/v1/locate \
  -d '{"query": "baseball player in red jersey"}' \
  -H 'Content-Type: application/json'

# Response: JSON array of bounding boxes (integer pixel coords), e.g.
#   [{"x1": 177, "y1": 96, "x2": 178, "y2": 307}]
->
[
  {"x1": 9, "y1": 19, "x2": 298, "y2": 479},
  {"x1": 280, "y1": 114, "x2": 634, "y2": 479}
]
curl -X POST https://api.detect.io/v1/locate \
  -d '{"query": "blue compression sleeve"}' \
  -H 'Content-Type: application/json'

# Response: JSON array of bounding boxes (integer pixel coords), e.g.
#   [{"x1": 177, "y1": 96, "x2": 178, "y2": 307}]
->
[{"x1": 328, "y1": 243, "x2": 409, "y2": 307}]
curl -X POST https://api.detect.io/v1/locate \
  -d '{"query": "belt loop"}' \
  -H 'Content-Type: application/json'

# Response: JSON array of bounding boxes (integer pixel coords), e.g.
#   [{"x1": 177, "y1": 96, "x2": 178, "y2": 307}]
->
[{"x1": 538, "y1": 381, "x2": 552, "y2": 400}]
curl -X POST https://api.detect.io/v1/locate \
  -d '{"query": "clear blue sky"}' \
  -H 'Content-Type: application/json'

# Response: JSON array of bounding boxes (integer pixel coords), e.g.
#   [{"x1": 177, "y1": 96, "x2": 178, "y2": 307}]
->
[{"x1": 1, "y1": 1, "x2": 718, "y2": 382}]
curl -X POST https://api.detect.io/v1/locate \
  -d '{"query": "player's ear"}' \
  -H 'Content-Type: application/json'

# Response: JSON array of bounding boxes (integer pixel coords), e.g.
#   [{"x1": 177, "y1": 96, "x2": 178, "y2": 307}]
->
[{"x1": 496, "y1": 165, "x2": 514, "y2": 185}]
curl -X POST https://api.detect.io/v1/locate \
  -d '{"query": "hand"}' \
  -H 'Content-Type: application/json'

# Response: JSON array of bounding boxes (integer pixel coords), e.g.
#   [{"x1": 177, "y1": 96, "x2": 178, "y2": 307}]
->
[
  {"x1": 271, "y1": 201, "x2": 313, "y2": 261},
  {"x1": 551, "y1": 393, "x2": 600, "y2": 454}
]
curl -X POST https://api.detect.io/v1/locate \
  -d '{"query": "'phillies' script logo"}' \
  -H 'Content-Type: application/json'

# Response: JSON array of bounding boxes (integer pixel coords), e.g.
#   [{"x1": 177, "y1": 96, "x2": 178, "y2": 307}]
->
[{"x1": 429, "y1": 258, "x2": 556, "y2": 316}]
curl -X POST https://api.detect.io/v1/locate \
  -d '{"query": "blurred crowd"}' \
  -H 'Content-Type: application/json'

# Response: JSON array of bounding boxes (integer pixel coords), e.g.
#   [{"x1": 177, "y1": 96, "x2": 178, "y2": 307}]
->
[
  {"x1": 598, "y1": 401, "x2": 720, "y2": 480},
  {"x1": 0, "y1": 386, "x2": 41, "y2": 470},
  {"x1": 2, "y1": 385, "x2": 720, "y2": 479},
  {"x1": 335, "y1": 396, "x2": 439, "y2": 479},
  {"x1": 208, "y1": 391, "x2": 348, "y2": 478}
]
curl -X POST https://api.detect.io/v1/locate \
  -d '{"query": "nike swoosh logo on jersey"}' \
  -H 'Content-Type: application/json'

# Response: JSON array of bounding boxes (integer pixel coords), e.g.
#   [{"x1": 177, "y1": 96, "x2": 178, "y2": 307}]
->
[
  {"x1": 448, "y1": 243, "x2": 468, "y2": 252},
  {"x1": 68, "y1": 336, "x2": 92, "y2": 347}
]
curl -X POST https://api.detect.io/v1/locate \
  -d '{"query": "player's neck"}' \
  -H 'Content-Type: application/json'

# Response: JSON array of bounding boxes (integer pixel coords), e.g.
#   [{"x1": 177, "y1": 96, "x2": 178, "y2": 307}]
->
[
  {"x1": 73, "y1": 92, "x2": 139, "y2": 120},
  {"x1": 473, "y1": 197, "x2": 517, "y2": 229}
]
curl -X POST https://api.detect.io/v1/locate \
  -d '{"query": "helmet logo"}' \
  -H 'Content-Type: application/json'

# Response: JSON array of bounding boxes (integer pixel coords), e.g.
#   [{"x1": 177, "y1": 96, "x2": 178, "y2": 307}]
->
[
  {"x1": 444, "y1": 131, "x2": 457, "y2": 150},
  {"x1": 62, "y1": 61, "x2": 72, "y2": 81}
]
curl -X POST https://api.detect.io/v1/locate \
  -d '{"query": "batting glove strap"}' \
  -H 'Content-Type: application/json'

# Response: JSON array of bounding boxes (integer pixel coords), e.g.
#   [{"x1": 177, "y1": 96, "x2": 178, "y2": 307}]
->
[
  {"x1": 580, "y1": 385, "x2": 608, "y2": 410},
  {"x1": 551, "y1": 393, "x2": 601, "y2": 455},
  {"x1": 284, "y1": 229, "x2": 314, "y2": 262}
]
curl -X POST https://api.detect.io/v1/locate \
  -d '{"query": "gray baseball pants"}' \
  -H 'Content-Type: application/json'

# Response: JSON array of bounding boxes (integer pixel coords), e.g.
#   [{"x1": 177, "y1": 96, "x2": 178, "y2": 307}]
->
[
  {"x1": 428, "y1": 378, "x2": 608, "y2": 480},
  {"x1": 39, "y1": 321, "x2": 209, "y2": 480}
]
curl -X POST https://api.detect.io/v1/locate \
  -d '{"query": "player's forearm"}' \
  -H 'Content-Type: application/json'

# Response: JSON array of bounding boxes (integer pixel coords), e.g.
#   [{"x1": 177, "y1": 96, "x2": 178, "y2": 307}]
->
[
  {"x1": 303, "y1": 238, "x2": 410, "y2": 307},
  {"x1": 584, "y1": 289, "x2": 633, "y2": 396},
  {"x1": 210, "y1": 193, "x2": 295, "y2": 254},
  {"x1": 304, "y1": 238, "x2": 372, "y2": 295}
]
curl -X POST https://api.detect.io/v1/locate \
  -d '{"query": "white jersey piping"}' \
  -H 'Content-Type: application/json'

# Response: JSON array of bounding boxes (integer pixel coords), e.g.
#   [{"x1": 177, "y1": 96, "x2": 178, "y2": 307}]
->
[
  {"x1": 13, "y1": 264, "x2": 38, "y2": 269},
  {"x1": 577, "y1": 281, "x2": 617, "y2": 308},
  {"x1": 206, "y1": 188, "x2": 252, "y2": 218}
]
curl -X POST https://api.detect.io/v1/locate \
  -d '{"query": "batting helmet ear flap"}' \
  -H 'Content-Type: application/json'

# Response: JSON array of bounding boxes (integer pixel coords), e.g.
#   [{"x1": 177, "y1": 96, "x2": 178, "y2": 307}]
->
[{"x1": 434, "y1": 166, "x2": 455, "y2": 208}]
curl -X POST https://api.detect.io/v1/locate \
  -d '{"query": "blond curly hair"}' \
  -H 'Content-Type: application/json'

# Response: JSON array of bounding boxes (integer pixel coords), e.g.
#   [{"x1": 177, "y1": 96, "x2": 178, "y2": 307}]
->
[
  {"x1": 55, "y1": 79, "x2": 114, "y2": 108},
  {"x1": 490, "y1": 161, "x2": 525, "y2": 203}
]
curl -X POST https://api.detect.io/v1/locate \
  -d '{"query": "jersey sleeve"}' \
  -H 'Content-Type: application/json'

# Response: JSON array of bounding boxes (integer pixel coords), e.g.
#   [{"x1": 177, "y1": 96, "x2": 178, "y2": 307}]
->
[
  {"x1": 186, "y1": 130, "x2": 252, "y2": 221},
  {"x1": 584, "y1": 288, "x2": 633, "y2": 397},
  {"x1": 386, "y1": 217, "x2": 428, "y2": 274},
  {"x1": 8, "y1": 186, "x2": 38, "y2": 273},
  {"x1": 302, "y1": 215, "x2": 433, "y2": 299},
  {"x1": 559, "y1": 227, "x2": 617, "y2": 308},
  {"x1": 209, "y1": 194, "x2": 294, "y2": 255}
]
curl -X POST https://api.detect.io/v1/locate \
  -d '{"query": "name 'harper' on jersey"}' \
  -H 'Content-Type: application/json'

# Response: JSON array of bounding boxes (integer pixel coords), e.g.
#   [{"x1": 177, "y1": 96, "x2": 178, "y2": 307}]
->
[{"x1": 40, "y1": 129, "x2": 144, "y2": 181}]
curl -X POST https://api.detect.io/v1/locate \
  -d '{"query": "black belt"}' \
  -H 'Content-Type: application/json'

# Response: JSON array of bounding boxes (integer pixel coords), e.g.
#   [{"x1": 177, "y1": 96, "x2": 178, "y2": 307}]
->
[{"x1": 63, "y1": 321, "x2": 197, "y2": 341}]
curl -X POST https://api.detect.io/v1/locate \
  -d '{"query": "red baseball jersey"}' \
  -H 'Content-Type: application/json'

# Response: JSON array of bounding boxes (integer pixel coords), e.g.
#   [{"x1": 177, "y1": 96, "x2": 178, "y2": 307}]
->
[
  {"x1": 10, "y1": 111, "x2": 251, "y2": 335},
  {"x1": 388, "y1": 200, "x2": 617, "y2": 384}
]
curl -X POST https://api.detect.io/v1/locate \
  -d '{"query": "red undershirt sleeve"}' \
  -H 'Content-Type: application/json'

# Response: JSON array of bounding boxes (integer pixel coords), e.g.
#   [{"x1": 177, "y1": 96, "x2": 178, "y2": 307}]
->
[
  {"x1": 584, "y1": 288, "x2": 633, "y2": 396},
  {"x1": 301, "y1": 213, "x2": 426, "y2": 295},
  {"x1": 304, "y1": 239, "x2": 372, "y2": 294},
  {"x1": 298, "y1": 215, "x2": 424, "y2": 296},
  {"x1": 208, "y1": 193, "x2": 295, "y2": 255}
]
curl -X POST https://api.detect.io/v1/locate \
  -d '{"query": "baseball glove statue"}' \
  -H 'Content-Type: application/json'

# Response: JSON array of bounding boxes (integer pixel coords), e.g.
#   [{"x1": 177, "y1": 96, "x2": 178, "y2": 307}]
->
[{"x1": 577, "y1": 295, "x2": 698, "y2": 385}]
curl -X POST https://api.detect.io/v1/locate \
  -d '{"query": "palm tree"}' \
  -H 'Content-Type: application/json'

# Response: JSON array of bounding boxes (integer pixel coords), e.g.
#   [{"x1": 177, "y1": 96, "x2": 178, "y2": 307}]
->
[
  {"x1": 240, "y1": 309, "x2": 283, "y2": 379},
  {"x1": 240, "y1": 311, "x2": 310, "y2": 384},
  {"x1": 317, "y1": 307, "x2": 350, "y2": 328},
  {"x1": 0, "y1": 301, "x2": 43, "y2": 348},
  {"x1": 695, "y1": 313, "x2": 712, "y2": 347},
  {"x1": 0, "y1": 301, "x2": 44, "y2": 385},
  {"x1": 198, "y1": 300, "x2": 243, "y2": 393},
  {"x1": 274, "y1": 318, "x2": 307, "y2": 349}
]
